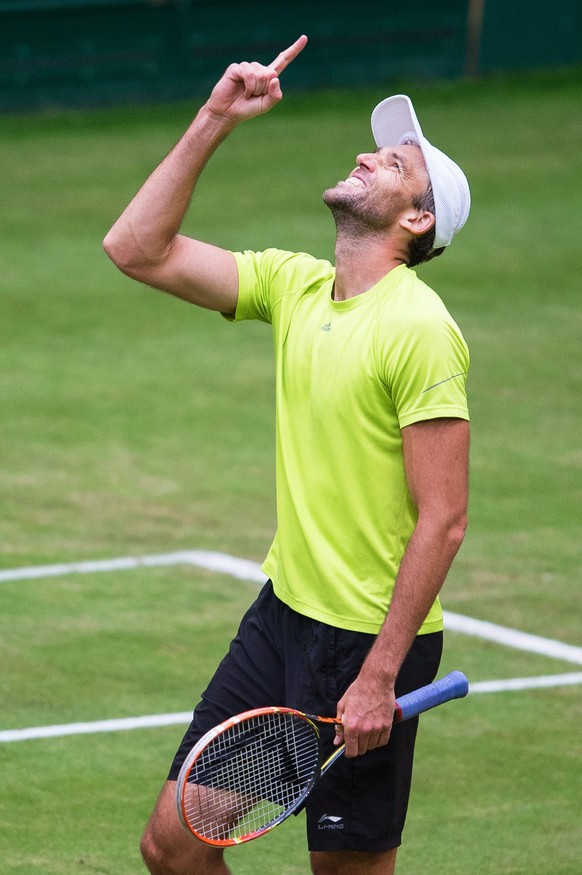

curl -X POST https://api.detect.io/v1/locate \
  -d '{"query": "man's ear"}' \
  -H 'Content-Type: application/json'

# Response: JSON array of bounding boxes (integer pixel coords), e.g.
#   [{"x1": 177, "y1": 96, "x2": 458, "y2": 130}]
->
[{"x1": 399, "y1": 210, "x2": 435, "y2": 237}]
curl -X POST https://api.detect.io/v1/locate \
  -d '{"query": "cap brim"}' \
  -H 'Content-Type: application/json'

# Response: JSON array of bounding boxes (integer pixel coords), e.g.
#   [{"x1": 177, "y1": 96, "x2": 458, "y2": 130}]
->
[
  {"x1": 371, "y1": 95, "x2": 470, "y2": 248},
  {"x1": 371, "y1": 94, "x2": 424, "y2": 150}
]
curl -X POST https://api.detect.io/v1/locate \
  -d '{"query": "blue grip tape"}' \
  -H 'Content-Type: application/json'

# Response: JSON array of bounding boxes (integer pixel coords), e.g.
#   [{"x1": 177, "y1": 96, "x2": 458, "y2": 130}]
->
[{"x1": 395, "y1": 670, "x2": 469, "y2": 722}]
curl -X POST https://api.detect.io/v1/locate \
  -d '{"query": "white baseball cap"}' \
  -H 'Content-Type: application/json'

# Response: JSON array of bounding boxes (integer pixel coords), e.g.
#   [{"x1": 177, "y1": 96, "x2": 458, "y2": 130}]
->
[{"x1": 371, "y1": 94, "x2": 470, "y2": 248}]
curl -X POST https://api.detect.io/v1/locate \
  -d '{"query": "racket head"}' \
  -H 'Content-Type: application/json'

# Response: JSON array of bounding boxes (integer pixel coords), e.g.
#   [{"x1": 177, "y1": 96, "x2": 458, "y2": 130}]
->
[{"x1": 176, "y1": 707, "x2": 323, "y2": 846}]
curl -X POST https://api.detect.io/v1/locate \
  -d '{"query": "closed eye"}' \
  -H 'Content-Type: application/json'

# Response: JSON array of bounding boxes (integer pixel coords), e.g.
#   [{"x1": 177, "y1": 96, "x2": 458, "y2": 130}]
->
[
  {"x1": 374, "y1": 147, "x2": 407, "y2": 172},
  {"x1": 389, "y1": 152, "x2": 406, "y2": 171}
]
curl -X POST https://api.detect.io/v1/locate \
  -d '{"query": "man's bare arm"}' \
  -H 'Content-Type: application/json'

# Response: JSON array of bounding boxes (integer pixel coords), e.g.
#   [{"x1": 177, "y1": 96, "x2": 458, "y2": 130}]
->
[
  {"x1": 103, "y1": 35, "x2": 308, "y2": 314},
  {"x1": 335, "y1": 417, "x2": 470, "y2": 757}
]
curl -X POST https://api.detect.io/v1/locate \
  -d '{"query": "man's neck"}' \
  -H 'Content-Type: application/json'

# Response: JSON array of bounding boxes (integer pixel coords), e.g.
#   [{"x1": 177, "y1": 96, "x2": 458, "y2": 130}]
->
[{"x1": 332, "y1": 232, "x2": 406, "y2": 302}]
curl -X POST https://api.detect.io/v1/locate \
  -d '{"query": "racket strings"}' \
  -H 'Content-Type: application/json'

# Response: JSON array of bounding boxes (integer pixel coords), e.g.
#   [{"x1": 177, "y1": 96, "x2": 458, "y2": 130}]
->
[{"x1": 182, "y1": 711, "x2": 321, "y2": 842}]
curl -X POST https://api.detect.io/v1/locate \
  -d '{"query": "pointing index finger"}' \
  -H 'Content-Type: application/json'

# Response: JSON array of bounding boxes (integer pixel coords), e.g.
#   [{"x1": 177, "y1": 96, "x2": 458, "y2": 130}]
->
[{"x1": 269, "y1": 34, "x2": 308, "y2": 75}]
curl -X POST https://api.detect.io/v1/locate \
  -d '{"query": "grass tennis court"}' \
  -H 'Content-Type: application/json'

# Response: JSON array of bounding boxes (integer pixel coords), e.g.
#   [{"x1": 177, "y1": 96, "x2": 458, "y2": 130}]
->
[{"x1": 1, "y1": 65, "x2": 581, "y2": 873}]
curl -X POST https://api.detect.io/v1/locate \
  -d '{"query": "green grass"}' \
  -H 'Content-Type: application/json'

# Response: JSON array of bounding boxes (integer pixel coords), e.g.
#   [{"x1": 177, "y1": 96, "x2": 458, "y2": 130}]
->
[{"x1": 1, "y1": 65, "x2": 582, "y2": 872}]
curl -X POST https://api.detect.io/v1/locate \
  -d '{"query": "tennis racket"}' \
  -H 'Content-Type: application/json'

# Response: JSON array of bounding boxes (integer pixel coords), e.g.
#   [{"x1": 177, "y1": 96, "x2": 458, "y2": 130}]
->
[{"x1": 176, "y1": 669, "x2": 468, "y2": 846}]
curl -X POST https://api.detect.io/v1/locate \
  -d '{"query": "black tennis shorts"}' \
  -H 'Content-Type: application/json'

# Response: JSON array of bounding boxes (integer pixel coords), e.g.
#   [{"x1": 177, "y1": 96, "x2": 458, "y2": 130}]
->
[{"x1": 168, "y1": 580, "x2": 442, "y2": 852}]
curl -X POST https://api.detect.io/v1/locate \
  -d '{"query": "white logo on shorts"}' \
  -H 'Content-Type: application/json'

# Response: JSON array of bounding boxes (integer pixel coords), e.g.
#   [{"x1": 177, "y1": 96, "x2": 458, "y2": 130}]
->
[{"x1": 318, "y1": 814, "x2": 344, "y2": 830}]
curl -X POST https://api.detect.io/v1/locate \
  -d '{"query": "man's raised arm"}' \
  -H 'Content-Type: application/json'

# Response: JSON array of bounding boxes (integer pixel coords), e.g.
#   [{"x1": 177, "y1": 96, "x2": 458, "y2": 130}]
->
[{"x1": 103, "y1": 35, "x2": 308, "y2": 315}]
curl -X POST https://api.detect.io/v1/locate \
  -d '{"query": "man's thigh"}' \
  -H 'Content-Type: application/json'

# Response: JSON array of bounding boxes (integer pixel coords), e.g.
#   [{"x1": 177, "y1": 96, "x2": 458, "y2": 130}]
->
[{"x1": 141, "y1": 781, "x2": 229, "y2": 875}]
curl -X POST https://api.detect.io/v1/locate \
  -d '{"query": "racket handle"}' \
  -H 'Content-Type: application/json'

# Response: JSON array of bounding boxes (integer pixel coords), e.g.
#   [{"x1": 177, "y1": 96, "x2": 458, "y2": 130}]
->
[{"x1": 394, "y1": 670, "x2": 469, "y2": 722}]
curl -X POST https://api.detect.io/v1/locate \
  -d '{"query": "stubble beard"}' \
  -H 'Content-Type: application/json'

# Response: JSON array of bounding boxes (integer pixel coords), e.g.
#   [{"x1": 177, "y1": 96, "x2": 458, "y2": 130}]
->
[{"x1": 322, "y1": 183, "x2": 402, "y2": 241}]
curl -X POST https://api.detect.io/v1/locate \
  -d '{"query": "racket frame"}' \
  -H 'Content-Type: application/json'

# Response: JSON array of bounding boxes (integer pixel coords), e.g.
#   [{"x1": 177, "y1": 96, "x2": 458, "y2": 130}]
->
[{"x1": 176, "y1": 706, "x2": 324, "y2": 846}]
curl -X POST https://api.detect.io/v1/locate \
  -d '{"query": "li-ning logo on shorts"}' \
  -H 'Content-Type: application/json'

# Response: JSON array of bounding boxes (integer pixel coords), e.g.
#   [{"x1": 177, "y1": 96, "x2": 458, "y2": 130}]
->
[{"x1": 318, "y1": 814, "x2": 344, "y2": 830}]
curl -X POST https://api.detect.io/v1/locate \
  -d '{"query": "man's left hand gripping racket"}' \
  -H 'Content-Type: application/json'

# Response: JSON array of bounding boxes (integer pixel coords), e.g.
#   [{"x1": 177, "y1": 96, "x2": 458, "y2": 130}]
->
[{"x1": 176, "y1": 670, "x2": 468, "y2": 846}]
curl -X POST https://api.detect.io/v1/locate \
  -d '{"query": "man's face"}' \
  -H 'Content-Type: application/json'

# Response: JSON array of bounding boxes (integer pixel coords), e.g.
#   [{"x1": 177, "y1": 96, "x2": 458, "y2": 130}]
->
[{"x1": 323, "y1": 144, "x2": 431, "y2": 231}]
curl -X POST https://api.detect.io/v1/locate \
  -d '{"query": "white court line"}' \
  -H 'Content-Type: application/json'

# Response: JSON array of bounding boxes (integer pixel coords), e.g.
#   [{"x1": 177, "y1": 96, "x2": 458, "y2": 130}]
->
[
  {"x1": 2, "y1": 673, "x2": 582, "y2": 743},
  {"x1": 1, "y1": 550, "x2": 581, "y2": 744},
  {"x1": 444, "y1": 611, "x2": 582, "y2": 666},
  {"x1": 0, "y1": 550, "x2": 266, "y2": 585},
  {"x1": 470, "y1": 672, "x2": 582, "y2": 694},
  {"x1": 2, "y1": 550, "x2": 581, "y2": 664},
  {"x1": 0, "y1": 713, "x2": 193, "y2": 743}
]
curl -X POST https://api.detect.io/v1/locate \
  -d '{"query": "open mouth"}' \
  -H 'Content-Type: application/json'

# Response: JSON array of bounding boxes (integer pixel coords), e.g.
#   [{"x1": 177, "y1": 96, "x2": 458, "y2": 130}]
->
[{"x1": 342, "y1": 175, "x2": 366, "y2": 189}]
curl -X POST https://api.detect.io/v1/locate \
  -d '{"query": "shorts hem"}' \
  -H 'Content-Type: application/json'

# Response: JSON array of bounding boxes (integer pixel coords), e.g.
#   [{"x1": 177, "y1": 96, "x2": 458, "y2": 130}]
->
[{"x1": 308, "y1": 834, "x2": 402, "y2": 853}]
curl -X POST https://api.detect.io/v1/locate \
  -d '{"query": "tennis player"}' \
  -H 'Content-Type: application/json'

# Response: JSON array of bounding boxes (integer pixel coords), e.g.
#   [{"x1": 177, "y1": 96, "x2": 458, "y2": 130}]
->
[{"x1": 104, "y1": 34, "x2": 471, "y2": 875}]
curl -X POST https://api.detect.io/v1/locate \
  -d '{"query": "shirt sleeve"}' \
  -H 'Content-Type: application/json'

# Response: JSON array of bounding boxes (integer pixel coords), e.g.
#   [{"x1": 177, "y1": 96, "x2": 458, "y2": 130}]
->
[
  {"x1": 228, "y1": 248, "x2": 302, "y2": 324},
  {"x1": 384, "y1": 313, "x2": 470, "y2": 427}
]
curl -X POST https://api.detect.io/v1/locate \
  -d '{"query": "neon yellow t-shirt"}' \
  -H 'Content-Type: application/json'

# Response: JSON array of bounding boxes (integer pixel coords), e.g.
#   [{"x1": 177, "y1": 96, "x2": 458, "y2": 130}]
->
[{"x1": 230, "y1": 249, "x2": 469, "y2": 635}]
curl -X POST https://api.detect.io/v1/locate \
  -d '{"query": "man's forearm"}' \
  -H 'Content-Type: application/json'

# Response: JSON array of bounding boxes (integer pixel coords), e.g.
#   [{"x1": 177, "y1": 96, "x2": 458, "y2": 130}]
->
[
  {"x1": 334, "y1": 515, "x2": 465, "y2": 758},
  {"x1": 335, "y1": 418, "x2": 469, "y2": 757},
  {"x1": 103, "y1": 106, "x2": 235, "y2": 274},
  {"x1": 367, "y1": 416, "x2": 469, "y2": 684},
  {"x1": 104, "y1": 37, "x2": 307, "y2": 280},
  {"x1": 104, "y1": 38, "x2": 307, "y2": 309},
  {"x1": 362, "y1": 513, "x2": 466, "y2": 686}
]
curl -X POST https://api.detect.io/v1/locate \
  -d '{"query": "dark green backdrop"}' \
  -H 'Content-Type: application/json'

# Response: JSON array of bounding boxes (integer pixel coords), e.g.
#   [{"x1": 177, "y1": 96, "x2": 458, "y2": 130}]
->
[{"x1": 0, "y1": 0, "x2": 580, "y2": 111}]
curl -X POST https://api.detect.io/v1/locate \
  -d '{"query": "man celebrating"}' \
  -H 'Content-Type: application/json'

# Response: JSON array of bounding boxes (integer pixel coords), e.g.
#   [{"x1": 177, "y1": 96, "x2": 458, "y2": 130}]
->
[{"x1": 104, "y1": 35, "x2": 470, "y2": 875}]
